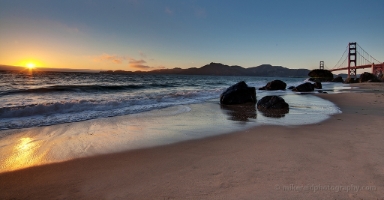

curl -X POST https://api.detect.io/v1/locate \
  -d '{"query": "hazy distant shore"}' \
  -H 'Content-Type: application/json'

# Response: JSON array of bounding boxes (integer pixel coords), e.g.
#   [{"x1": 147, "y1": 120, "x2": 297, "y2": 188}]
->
[
  {"x1": 0, "y1": 82, "x2": 383, "y2": 199},
  {"x1": 99, "y1": 62, "x2": 311, "y2": 77}
]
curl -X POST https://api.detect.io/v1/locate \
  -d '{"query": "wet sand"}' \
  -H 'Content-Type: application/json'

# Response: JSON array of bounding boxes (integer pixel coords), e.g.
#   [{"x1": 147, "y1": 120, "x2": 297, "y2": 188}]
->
[{"x1": 1, "y1": 83, "x2": 384, "y2": 199}]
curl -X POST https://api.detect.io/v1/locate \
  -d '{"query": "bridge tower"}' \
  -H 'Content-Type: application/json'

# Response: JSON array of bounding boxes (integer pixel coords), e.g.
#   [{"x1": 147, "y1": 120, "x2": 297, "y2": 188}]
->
[
  {"x1": 348, "y1": 42, "x2": 357, "y2": 78},
  {"x1": 319, "y1": 61, "x2": 324, "y2": 70}
]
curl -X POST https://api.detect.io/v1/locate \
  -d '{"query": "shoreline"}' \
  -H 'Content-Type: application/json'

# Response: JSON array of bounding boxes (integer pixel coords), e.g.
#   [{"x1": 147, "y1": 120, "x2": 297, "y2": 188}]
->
[
  {"x1": 0, "y1": 90, "x2": 339, "y2": 173},
  {"x1": 1, "y1": 83, "x2": 384, "y2": 199}
]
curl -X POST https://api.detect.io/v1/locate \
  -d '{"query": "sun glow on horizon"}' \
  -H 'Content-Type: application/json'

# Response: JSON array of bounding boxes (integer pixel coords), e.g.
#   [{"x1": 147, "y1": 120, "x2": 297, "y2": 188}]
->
[
  {"x1": 18, "y1": 60, "x2": 43, "y2": 71},
  {"x1": 26, "y1": 62, "x2": 36, "y2": 69}
]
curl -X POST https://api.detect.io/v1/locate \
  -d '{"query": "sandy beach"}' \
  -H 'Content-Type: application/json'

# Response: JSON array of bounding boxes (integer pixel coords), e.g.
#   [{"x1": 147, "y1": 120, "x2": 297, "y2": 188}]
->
[{"x1": 1, "y1": 83, "x2": 384, "y2": 199}]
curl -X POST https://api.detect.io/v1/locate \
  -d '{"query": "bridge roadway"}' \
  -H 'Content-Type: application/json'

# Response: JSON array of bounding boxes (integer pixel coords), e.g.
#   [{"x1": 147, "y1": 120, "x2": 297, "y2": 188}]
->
[{"x1": 330, "y1": 63, "x2": 384, "y2": 74}]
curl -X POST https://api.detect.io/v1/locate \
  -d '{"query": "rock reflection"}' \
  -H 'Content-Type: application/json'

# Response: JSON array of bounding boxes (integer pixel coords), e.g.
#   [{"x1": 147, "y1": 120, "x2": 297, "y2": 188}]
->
[
  {"x1": 220, "y1": 104, "x2": 257, "y2": 122},
  {"x1": 257, "y1": 108, "x2": 289, "y2": 118}
]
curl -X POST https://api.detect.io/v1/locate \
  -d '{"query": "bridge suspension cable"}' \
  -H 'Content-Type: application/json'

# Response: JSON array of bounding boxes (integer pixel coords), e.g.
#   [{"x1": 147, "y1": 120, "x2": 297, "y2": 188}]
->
[
  {"x1": 332, "y1": 43, "x2": 382, "y2": 70},
  {"x1": 358, "y1": 51, "x2": 373, "y2": 66},
  {"x1": 356, "y1": 43, "x2": 382, "y2": 64},
  {"x1": 332, "y1": 44, "x2": 349, "y2": 69},
  {"x1": 329, "y1": 42, "x2": 384, "y2": 78}
]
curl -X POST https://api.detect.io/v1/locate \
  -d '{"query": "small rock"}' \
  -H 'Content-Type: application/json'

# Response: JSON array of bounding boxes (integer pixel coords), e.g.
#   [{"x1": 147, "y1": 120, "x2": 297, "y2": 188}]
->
[
  {"x1": 332, "y1": 76, "x2": 344, "y2": 82},
  {"x1": 257, "y1": 96, "x2": 289, "y2": 110},
  {"x1": 344, "y1": 77, "x2": 356, "y2": 83},
  {"x1": 259, "y1": 80, "x2": 286, "y2": 90},
  {"x1": 292, "y1": 82, "x2": 314, "y2": 92},
  {"x1": 257, "y1": 96, "x2": 289, "y2": 118}
]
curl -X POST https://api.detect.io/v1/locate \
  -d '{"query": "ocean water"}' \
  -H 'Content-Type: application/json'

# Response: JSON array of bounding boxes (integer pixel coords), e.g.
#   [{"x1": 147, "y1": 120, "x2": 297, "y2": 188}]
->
[
  {"x1": 0, "y1": 70, "x2": 344, "y2": 130},
  {"x1": 0, "y1": 70, "x2": 350, "y2": 172}
]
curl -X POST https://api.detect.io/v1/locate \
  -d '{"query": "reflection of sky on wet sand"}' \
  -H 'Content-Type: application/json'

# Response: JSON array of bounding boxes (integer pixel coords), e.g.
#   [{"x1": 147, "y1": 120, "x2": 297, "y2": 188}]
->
[
  {"x1": 1, "y1": 137, "x2": 45, "y2": 172},
  {"x1": 0, "y1": 104, "x2": 242, "y2": 173},
  {"x1": 0, "y1": 95, "x2": 340, "y2": 173}
]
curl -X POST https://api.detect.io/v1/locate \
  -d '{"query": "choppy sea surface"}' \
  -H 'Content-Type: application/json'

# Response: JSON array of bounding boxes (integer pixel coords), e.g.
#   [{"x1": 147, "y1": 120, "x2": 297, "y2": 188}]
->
[{"x1": 0, "y1": 70, "x2": 346, "y2": 130}]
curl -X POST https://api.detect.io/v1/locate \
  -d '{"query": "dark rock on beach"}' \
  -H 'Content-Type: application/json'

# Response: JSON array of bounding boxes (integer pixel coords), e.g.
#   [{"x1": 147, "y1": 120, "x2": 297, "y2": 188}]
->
[
  {"x1": 257, "y1": 96, "x2": 289, "y2": 110},
  {"x1": 259, "y1": 80, "x2": 286, "y2": 90},
  {"x1": 332, "y1": 76, "x2": 344, "y2": 82},
  {"x1": 292, "y1": 82, "x2": 315, "y2": 92},
  {"x1": 359, "y1": 72, "x2": 381, "y2": 83},
  {"x1": 257, "y1": 96, "x2": 289, "y2": 118},
  {"x1": 308, "y1": 69, "x2": 334, "y2": 82},
  {"x1": 344, "y1": 78, "x2": 357, "y2": 83},
  {"x1": 220, "y1": 81, "x2": 256, "y2": 105}
]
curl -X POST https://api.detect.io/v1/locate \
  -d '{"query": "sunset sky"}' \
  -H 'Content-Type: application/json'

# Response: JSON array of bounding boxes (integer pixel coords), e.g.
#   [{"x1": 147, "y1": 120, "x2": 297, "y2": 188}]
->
[{"x1": 0, "y1": 0, "x2": 383, "y2": 71}]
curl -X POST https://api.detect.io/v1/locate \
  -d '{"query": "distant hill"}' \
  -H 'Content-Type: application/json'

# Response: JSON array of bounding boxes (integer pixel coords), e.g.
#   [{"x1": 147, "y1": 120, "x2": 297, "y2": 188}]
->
[{"x1": 101, "y1": 62, "x2": 311, "y2": 77}]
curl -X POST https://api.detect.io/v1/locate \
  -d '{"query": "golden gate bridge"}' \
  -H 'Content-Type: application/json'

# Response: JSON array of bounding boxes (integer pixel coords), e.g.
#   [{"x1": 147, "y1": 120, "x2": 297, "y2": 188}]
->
[{"x1": 319, "y1": 42, "x2": 383, "y2": 78}]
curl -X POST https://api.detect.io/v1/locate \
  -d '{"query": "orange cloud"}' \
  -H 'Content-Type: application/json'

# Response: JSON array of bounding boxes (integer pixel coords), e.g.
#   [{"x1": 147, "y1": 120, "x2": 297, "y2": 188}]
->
[
  {"x1": 128, "y1": 59, "x2": 166, "y2": 71},
  {"x1": 93, "y1": 54, "x2": 126, "y2": 64},
  {"x1": 92, "y1": 53, "x2": 162, "y2": 71},
  {"x1": 129, "y1": 58, "x2": 150, "y2": 70}
]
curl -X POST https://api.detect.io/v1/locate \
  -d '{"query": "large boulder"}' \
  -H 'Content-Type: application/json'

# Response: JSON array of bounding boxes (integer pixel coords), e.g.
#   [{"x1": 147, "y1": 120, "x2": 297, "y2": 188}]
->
[
  {"x1": 332, "y1": 76, "x2": 344, "y2": 82},
  {"x1": 257, "y1": 96, "x2": 289, "y2": 118},
  {"x1": 308, "y1": 69, "x2": 334, "y2": 82},
  {"x1": 257, "y1": 96, "x2": 289, "y2": 110},
  {"x1": 220, "y1": 81, "x2": 256, "y2": 105},
  {"x1": 292, "y1": 82, "x2": 315, "y2": 92},
  {"x1": 359, "y1": 72, "x2": 381, "y2": 82},
  {"x1": 259, "y1": 80, "x2": 286, "y2": 90}
]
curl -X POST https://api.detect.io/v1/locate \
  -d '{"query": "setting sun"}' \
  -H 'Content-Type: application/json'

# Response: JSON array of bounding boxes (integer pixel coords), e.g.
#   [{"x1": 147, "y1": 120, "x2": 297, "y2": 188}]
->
[
  {"x1": 18, "y1": 60, "x2": 42, "y2": 70},
  {"x1": 26, "y1": 63, "x2": 36, "y2": 69}
]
